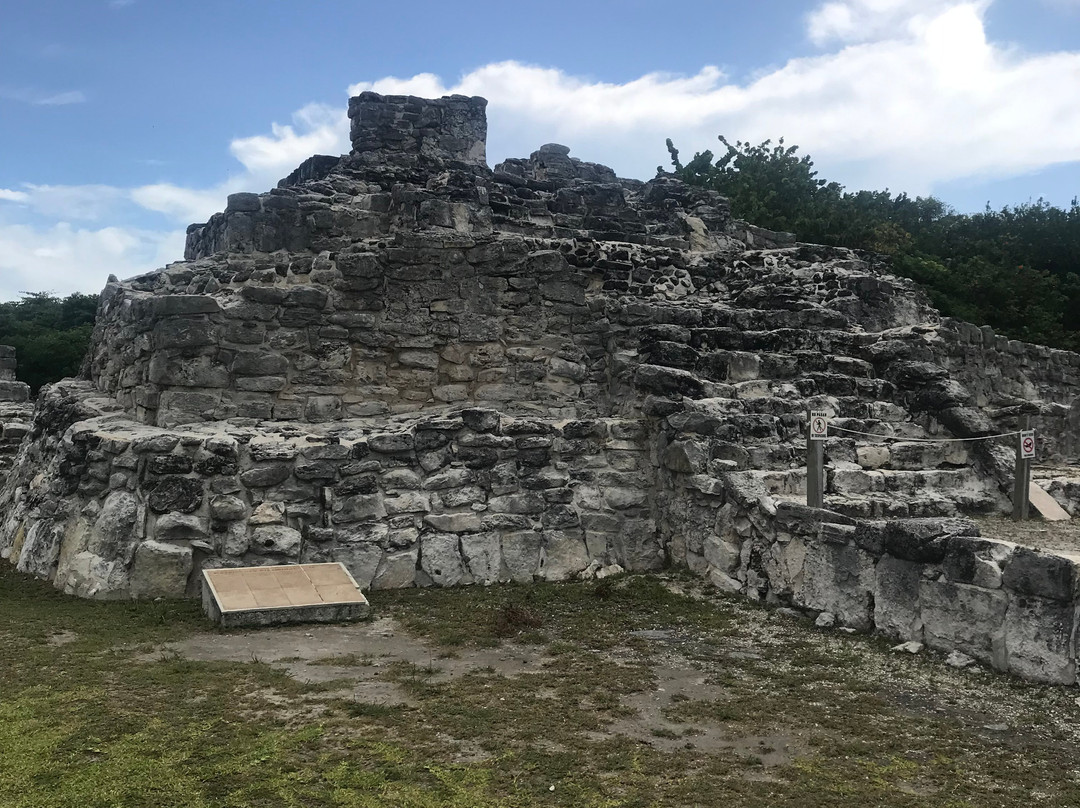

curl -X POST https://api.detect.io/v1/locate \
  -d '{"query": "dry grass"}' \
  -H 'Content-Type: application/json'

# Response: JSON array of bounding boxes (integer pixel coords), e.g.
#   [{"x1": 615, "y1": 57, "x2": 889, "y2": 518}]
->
[{"x1": 3, "y1": 564, "x2": 1080, "y2": 806}]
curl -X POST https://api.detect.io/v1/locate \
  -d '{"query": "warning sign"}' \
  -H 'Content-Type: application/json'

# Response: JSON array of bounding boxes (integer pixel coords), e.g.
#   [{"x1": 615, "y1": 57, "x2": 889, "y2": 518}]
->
[
  {"x1": 1020, "y1": 430, "x2": 1036, "y2": 460},
  {"x1": 809, "y1": 410, "x2": 829, "y2": 441}
]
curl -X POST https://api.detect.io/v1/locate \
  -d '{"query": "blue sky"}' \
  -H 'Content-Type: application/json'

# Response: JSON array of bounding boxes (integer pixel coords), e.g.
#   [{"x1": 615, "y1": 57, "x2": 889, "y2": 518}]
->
[{"x1": 1, "y1": 0, "x2": 1079, "y2": 301}]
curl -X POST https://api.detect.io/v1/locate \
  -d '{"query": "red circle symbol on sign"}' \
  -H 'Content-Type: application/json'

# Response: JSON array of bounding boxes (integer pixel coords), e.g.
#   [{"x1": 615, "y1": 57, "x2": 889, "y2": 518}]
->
[
  {"x1": 1023, "y1": 437, "x2": 1034, "y2": 453},
  {"x1": 812, "y1": 418, "x2": 825, "y2": 433}
]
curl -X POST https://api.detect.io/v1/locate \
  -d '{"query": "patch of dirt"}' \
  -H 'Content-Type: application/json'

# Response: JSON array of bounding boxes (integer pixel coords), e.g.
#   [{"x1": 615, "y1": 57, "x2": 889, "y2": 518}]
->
[
  {"x1": 153, "y1": 616, "x2": 548, "y2": 708},
  {"x1": 46, "y1": 630, "x2": 79, "y2": 646}
]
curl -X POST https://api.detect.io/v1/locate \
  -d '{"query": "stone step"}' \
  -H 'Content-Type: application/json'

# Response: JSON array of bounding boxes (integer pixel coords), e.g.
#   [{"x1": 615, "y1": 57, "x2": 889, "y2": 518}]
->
[
  {"x1": 853, "y1": 440, "x2": 971, "y2": 471},
  {"x1": 825, "y1": 491, "x2": 1001, "y2": 519},
  {"x1": 829, "y1": 466, "x2": 984, "y2": 497},
  {"x1": 696, "y1": 307, "x2": 852, "y2": 332},
  {"x1": 689, "y1": 327, "x2": 870, "y2": 355}
]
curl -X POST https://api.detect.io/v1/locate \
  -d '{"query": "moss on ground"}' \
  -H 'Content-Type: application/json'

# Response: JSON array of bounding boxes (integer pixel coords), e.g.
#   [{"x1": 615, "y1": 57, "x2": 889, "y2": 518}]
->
[{"x1": 2, "y1": 564, "x2": 1080, "y2": 806}]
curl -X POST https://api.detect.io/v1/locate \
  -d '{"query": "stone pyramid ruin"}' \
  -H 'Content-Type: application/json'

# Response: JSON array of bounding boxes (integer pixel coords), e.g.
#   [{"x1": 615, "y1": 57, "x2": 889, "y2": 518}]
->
[{"x1": 2, "y1": 92, "x2": 1080, "y2": 682}]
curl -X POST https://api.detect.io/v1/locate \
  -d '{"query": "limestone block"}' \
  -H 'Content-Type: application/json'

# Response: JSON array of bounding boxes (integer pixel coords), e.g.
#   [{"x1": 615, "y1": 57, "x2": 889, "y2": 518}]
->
[
  {"x1": 371, "y1": 547, "x2": 418, "y2": 589},
  {"x1": 461, "y1": 532, "x2": 503, "y2": 584},
  {"x1": 610, "y1": 519, "x2": 664, "y2": 572},
  {"x1": 155, "y1": 513, "x2": 209, "y2": 542},
  {"x1": 318, "y1": 543, "x2": 382, "y2": 590},
  {"x1": 1003, "y1": 596, "x2": 1077, "y2": 684},
  {"x1": 703, "y1": 532, "x2": 741, "y2": 576},
  {"x1": 129, "y1": 540, "x2": 193, "y2": 599},
  {"x1": 501, "y1": 530, "x2": 541, "y2": 583},
  {"x1": 334, "y1": 494, "x2": 386, "y2": 524},
  {"x1": 1001, "y1": 548, "x2": 1078, "y2": 602},
  {"x1": 151, "y1": 318, "x2": 218, "y2": 350},
  {"x1": 0, "y1": 381, "x2": 30, "y2": 403},
  {"x1": 798, "y1": 541, "x2": 876, "y2": 630},
  {"x1": 604, "y1": 487, "x2": 647, "y2": 509},
  {"x1": 856, "y1": 445, "x2": 890, "y2": 470},
  {"x1": 420, "y1": 533, "x2": 465, "y2": 586},
  {"x1": 157, "y1": 391, "x2": 221, "y2": 426},
  {"x1": 919, "y1": 579, "x2": 1008, "y2": 666},
  {"x1": 539, "y1": 530, "x2": 590, "y2": 581},
  {"x1": 86, "y1": 491, "x2": 141, "y2": 559},
  {"x1": 369, "y1": 432, "x2": 415, "y2": 453},
  {"x1": 148, "y1": 355, "x2": 229, "y2": 388},
  {"x1": 58, "y1": 551, "x2": 130, "y2": 599},
  {"x1": 942, "y1": 535, "x2": 1015, "y2": 588},
  {"x1": 874, "y1": 555, "x2": 923, "y2": 640},
  {"x1": 385, "y1": 492, "x2": 431, "y2": 515},
  {"x1": 424, "y1": 468, "x2": 473, "y2": 490},
  {"x1": 146, "y1": 476, "x2": 204, "y2": 514},
  {"x1": 250, "y1": 501, "x2": 286, "y2": 525},
  {"x1": 251, "y1": 525, "x2": 302, "y2": 557},
  {"x1": 239, "y1": 464, "x2": 291, "y2": 488},
  {"x1": 423, "y1": 512, "x2": 482, "y2": 533},
  {"x1": 305, "y1": 396, "x2": 343, "y2": 422},
  {"x1": 222, "y1": 523, "x2": 249, "y2": 556},
  {"x1": 663, "y1": 440, "x2": 707, "y2": 474}
]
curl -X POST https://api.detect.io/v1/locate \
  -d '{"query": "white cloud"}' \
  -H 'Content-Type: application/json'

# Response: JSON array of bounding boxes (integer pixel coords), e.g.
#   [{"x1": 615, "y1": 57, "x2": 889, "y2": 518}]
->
[
  {"x1": 805, "y1": 0, "x2": 987, "y2": 45},
  {"x1": 34, "y1": 90, "x2": 87, "y2": 106},
  {"x1": 0, "y1": 87, "x2": 87, "y2": 106},
  {"x1": 18, "y1": 184, "x2": 125, "y2": 221},
  {"x1": 0, "y1": 188, "x2": 29, "y2": 203},
  {"x1": 129, "y1": 182, "x2": 236, "y2": 225},
  {"x1": 229, "y1": 103, "x2": 348, "y2": 174},
  {"x1": 343, "y1": 1, "x2": 1080, "y2": 197},
  {"x1": 0, "y1": 222, "x2": 184, "y2": 301}
]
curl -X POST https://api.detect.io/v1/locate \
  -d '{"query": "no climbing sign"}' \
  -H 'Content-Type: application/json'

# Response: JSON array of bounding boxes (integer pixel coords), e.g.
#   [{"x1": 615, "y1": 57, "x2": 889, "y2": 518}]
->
[
  {"x1": 809, "y1": 410, "x2": 829, "y2": 441},
  {"x1": 1020, "y1": 430, "x2": 1036, "y2": 459}
]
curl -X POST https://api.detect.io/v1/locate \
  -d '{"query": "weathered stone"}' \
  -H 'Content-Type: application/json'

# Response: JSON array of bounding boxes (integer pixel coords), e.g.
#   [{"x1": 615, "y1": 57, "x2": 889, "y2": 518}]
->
[
  {"x1": 155, "y1": 512, "x2": 209, "y2": 541},
  {"x1": 129, "y1": 540, "x2": 192, "y2": 598},
  {"x1": 461, "y1": 531, "x2": 502, "y2": 583},
  {"x1": 420, "y1": 533, "x2": 465, "y2": 586},
  {"x1": 210, "y1": 495, "x2": 248, "y2": 522},
  {"x1": 146, "y1": 476, "x2": 204, "y2": 514},
  {"x1": 371, "y1": 547, "x2": 418, "y2": 589},
  {"x1": 251, "y1": 525, "x2": 302, "y2": 556},
  {"x1": 1001, "y1": 548, "x2": 1077, "y2": 602}
]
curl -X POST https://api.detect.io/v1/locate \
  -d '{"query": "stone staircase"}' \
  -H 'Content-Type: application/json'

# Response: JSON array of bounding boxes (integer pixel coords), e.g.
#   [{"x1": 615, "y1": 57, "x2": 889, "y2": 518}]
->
[{"x1": 626, "y1": 287, "x2": 1015, "y2": 521}]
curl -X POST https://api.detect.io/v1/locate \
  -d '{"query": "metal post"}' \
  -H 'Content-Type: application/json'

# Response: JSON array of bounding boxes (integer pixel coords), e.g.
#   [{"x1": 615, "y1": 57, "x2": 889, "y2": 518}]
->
[
  {"x1": 1013, "y1": 414, "x2": 1031, "y2": 522},
  {"x1": 807, "y1": 411, "x2": 824, "y2": 509}
]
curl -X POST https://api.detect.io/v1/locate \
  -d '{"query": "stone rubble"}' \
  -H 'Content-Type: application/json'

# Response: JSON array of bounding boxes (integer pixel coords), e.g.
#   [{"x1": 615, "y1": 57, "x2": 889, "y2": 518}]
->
[
  {"x1": 2, "y1": 92, "x2": 1080, "y2": 685},
  {"x1": 0, "y1": 346, "x2": 33, "y2": 477}
]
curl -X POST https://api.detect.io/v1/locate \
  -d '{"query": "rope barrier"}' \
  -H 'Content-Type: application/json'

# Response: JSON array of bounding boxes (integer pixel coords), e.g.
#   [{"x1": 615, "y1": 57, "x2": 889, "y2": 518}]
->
[{"x1": 828, "y1": 424, "x2": 1022, "y2": 444}]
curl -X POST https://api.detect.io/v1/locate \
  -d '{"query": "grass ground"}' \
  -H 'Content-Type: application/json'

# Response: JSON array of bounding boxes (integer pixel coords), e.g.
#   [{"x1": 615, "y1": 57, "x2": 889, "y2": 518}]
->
[{"x1": 2, "y1": 563, "x2": 1080, "y2": 807}]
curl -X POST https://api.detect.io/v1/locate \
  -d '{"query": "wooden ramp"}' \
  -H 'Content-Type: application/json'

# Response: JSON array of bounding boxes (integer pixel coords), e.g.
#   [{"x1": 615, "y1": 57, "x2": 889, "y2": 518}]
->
[
  {"x1": 202, "y1": 563, "x2": 370, "y2": 628},
  {"x1": 1030, "y1": 483, "x2": 1071, "y2": 522}
]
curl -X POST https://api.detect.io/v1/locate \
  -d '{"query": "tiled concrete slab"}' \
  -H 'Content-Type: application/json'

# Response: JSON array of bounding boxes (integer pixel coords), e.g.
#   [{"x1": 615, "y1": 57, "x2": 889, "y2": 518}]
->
[{"x1": 202, "y1": 563, "x2": 370, "y2": 628}]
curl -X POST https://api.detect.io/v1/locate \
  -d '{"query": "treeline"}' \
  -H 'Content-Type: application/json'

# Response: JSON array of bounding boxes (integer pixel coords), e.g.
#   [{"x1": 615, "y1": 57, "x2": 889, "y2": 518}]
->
[
  {"x1": 664, "y1": 137, "x2": 1080, "y2": 350},
  {"x1": 0, "y1": 292, "x2": 97, "y2": 393}
]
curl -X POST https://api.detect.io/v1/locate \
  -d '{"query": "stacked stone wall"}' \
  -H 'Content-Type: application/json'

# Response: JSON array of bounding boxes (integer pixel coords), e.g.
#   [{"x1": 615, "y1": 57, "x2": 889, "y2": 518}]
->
[
  {"x1": 1, "y1": 382, "x2": 660, "y2": 599},
  {"x1": 0, "y1": 345, "x2": 32, "y2": 475},
  {"x1": 933, "y1": 319, "x2": 1080, "y2": 459}
]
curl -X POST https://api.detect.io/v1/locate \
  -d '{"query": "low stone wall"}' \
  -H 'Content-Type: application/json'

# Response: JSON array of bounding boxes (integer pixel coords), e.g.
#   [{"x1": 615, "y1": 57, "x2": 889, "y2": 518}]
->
[
  {"x1": 0, "y1": 382, "x2": 661, "y2": 600},
  {"x1": 933, "y1": 319, "x2": 1080, "y2": 460},
  {"x1": 661, "y1": 462, "x2": 1079, "y2": 684}
]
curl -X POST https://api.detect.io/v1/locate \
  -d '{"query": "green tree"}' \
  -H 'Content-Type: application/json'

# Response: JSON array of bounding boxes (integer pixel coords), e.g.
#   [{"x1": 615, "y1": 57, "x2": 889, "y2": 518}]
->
[
  {"x1": 663, "y1": 135, "x2": 1080, "y2": 350},
  {"x1": 0, "y1": 292, "x2": 98, "y2": 393}
]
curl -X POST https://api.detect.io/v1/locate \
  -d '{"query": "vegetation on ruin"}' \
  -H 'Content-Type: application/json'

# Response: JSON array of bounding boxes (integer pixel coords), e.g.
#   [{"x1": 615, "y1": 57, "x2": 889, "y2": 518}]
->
[
  {"x1": 665, "y1": 136, "x2": 1080, "y2": 351},
  {"x1": 4, "y1": 563, "x2": 1080, "y2": 807},
  {"x1": 0, "y1": 291, "x2": 97, "y2": 393}
]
